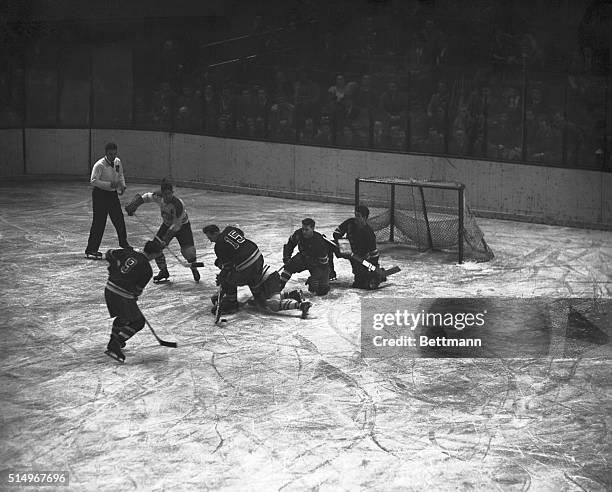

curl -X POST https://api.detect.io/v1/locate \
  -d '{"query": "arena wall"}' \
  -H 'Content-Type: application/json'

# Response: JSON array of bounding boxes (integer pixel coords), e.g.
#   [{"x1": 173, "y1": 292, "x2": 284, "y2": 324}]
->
[{"x1": 0, "y1": 128, "x2": 610, "y2": 229}]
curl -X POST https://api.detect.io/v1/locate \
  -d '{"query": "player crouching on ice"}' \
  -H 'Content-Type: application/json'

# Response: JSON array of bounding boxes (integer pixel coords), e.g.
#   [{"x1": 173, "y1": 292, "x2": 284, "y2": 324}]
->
[
  {"x1": 125, "y1": 178, "x2": 200, "y2": 283},
  {"x1": 203, "y1": 224, "x2": 311, "y2": 319},
  {"x1": 104, "y1": 240, "x2": 163, "y2": 362},
  {"x1": 328, "y1": 205, "x2": 398, "y2": 289},
  {"x1": 279, "y1": 217, "x2": 331, "y2": 296}
]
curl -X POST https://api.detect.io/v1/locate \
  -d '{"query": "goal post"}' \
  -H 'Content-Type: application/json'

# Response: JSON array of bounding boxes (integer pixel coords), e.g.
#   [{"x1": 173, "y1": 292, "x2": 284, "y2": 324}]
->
[{"x1": 355, "y1": 177, "x2": 494, "y2": 263}]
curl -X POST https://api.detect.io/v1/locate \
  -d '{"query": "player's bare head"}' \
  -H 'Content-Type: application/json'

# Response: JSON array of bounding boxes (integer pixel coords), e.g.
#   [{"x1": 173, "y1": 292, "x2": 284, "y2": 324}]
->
[
  {"x1": 143, "y1": 240, "x2": 163, "y2": 259},
  {"x1": 104, "y1": 142, "x2": 117, "y2": 159},
  {"x1": 301, "y1": 218, "x2": 315, "y2": 238},
  {"x1": 355, "y1": 205, "x2": 369, "y2": 225},
  {"x1": 203, "y1": 224, "x2": 220, "y2": 242},
  {"x1": 160, "y1": 178, "x2": 174, "y2": 202}
]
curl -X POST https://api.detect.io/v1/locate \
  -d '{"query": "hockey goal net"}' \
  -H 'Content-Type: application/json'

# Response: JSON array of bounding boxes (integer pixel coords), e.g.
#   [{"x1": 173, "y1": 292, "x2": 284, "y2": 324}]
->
[{"x1": 355, "y1": 177, "x2": 494, "y2": 263}]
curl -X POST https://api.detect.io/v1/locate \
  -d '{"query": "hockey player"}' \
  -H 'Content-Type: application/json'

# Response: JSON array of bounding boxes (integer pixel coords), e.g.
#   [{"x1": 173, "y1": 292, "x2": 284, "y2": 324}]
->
[
  {"x1": 104, "y1": 240, "x2": 163, "y2": 362},
  {"x1": 203, "y1": 224, "x2": 311, "y2": 318},
  {"x1": 125, "y1": 178, "x2": 200, "y2": 283},
  {"x1": 329, "y1": 205, "x2": 381, "y2": 289},
  {"x1": 280, "y1": 218, "x2": 330, "y2": 296}
]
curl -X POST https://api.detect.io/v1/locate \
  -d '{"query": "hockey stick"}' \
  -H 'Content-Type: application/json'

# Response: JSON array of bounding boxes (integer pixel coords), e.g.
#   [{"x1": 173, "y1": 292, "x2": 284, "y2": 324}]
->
[
  {"x1": 322, "y1": 236, "x2": 400, "y2": 279},
  {"x1": 142, "y1": 314, "x2": 177, "y2": 348},
  {"x1": 214, "y1": 285, "x2": 224, "y2": 324}
]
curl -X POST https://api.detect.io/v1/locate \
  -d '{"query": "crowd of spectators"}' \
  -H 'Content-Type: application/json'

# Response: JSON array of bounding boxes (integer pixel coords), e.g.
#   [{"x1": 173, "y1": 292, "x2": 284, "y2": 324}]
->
[{"x1": 1, "y1": 0, "x2": 609, "y2": 168}]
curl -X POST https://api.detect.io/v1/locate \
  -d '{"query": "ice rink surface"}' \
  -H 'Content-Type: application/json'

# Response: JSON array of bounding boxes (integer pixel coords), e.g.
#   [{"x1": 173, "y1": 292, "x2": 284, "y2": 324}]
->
[{"x1": 0, "y1": 181, "x2": 610, "y2": 491}]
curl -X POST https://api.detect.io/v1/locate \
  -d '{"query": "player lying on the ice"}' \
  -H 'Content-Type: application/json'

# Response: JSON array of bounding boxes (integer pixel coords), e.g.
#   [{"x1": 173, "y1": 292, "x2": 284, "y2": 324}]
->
[
  {"x1": 202, "y1": 224, "x2": 311, "y2": 318},
  {"x1": 280, "y1": 217, "x2": 330, "y2": 296},
  {"x1": 125, "y1": 178, "x2": 200, "y2": 284}
]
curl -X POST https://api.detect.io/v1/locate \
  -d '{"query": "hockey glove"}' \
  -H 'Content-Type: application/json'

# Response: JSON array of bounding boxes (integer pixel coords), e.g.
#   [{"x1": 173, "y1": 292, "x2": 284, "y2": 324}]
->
[
  {"x1": 216, "y1": 269, "x2": 231, "y2": 286},
  {"x1": 125, "y1": 193, "x2": 144, "y2": 216}
]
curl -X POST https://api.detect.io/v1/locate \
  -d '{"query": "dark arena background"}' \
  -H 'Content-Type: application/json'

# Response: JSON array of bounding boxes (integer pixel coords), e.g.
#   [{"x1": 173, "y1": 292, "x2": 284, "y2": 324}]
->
[{"x1": 0, "y1": 1, "x2": 610, "y2": 491}]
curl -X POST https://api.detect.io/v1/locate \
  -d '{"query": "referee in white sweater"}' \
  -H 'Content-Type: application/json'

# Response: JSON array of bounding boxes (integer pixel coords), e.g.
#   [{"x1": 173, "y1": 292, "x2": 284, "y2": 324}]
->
[{"x1": 85, "y1": 142, "x2": 131, "y2": 258}]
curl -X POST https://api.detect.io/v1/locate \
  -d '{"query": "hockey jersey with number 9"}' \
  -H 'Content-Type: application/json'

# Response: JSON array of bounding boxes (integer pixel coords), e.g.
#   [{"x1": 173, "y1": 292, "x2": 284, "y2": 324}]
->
[
  {"x1": 105, "y1": 249, "x2": 153, "y2": 299},
  {"x1": 142, "y1": 192, "x2": 189, "y2": 230}
]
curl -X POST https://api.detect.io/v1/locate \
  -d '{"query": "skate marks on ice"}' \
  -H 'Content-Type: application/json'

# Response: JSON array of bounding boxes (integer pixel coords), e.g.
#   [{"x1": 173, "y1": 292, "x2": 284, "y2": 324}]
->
[{"x1": 0, "y1": 182, "x2": 611, "y2": 490}]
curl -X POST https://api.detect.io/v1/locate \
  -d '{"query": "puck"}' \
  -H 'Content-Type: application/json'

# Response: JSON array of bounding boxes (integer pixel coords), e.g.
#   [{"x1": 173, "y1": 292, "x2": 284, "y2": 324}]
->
[{"x1": 221, "y1": 318, "x2": 227, "y2": 322}]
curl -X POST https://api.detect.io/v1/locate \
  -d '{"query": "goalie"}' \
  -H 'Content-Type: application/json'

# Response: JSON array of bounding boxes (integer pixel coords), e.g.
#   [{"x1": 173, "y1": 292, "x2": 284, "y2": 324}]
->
[
  {"x1": 329, "y1": 205, "x2": 385, "y2": 289},
  {"x1": 125, "y1": 178, "x2": 200, "y2": 283}
]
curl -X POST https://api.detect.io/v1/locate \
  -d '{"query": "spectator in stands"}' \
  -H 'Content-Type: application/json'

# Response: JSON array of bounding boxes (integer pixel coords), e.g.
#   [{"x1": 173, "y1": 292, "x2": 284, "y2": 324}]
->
[
  {"x1": 500, "y1": 87, "x2": 522, "y2": 127},
  {"x1": 203, "y1": 84, "x2": 219, "y2": 134},
  {"x1": 299, "y1": 117, "x2": 317, "y2": 144},
  {"x1": 353, "y1": 74, "x2": 379, "y2": 111},
  {"x1": 449, "y1": 129, "x2": 469, "y2": 156},
  {"x1": 253, "y1": 87, "x2": 271, "y2": 137},
  {"x1": 424, "y1": 127, "x2": 445, "y2": 154},
  {"x1": 152, "y1": 82, "x2": 175, "y2": 130},
  {"x1": 429, "y1": 105, "x2": 448, "y2": 138},
  {"x1": 380, "y1": 81, "x2": 406, "y2": 132},
  {"x1": 552, "y1": 111, "x2": 584, "y2": 166},
  {"x1": 328, "y1": 74, "x2": 351, "y2": 105},
  {"x1": 452, "y1": 105, "x2": 474, "y2": 137},
  {"x1": 276, "y1": 118, "x2": 296, "y2": 142},
  {"x1": 372, "y1": 120, "x2": 390, "y2": 149},
  {"x1": 418, "y1": 19, "x2": 444, "y2": 66},
  {"x1": 527, "y1": 87, "x2": 547, "y2": 117},
  {"x1": 293, "y1": 69, "x2": 320, "y2": 124},
  {"x1": 269, "y1": 93, "x2": 295, "y2": 139},
  {"x1": 468, "y1": 113, "x2": 487, "y2": 157},
  {"x1": 426, "y1": 81, "x2": 450, "y2": 119},
  {"x1": 175, "y1": 86, "x2": 199, "y2": 132},
  {"x1": 531, "y1": 115, "x2": 562, "y2": 163},
  {"x1": 219, "y1": 83, "x2": 236, "y2": 134},
  {"x1": 467, "y1": 85, "x2": 491, "y2": 118},
  {"x1": 313, "y1": 116, "x2": 332, "y2": 145},
  {"x1": 488, "y1": 112, "x2": 520, "y2": 160},
  {"x1": 389, "y1": 126, "x2": 407, "y2": 151},
  {"x1": 235, "y1": 88, "x2": 255, "y2": 129}
]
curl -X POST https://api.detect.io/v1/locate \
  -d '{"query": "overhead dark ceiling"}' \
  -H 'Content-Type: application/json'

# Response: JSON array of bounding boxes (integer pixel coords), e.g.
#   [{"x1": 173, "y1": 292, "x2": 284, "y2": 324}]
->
[{"x1": 2, "y1": 0, "x2": 226, "y2": 22}]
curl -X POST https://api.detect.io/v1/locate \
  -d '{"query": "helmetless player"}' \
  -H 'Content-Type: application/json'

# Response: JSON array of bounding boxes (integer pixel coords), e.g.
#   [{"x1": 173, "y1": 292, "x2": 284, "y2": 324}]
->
[
  {"x1": 280, "y1": 217, "x2": 330, "y2": 296},
  {"x1": 203, "y1": 224, "x2": 311, "y2": 318},
  {"x1": 125, "y1": 179, "x2": 200, "y2": 283},
  {"x1": 104, "y1": 240, "x2": 163, "y2": 362},
  {"x1": 329, "y1": 205, "x2": 381, "y2": 289}
]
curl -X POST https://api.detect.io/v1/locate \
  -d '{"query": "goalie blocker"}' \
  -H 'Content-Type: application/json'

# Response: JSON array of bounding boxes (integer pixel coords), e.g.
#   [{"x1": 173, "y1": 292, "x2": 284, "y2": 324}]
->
[{"x1": 323, "y1": 236, "x2": 400, "y2": 288}]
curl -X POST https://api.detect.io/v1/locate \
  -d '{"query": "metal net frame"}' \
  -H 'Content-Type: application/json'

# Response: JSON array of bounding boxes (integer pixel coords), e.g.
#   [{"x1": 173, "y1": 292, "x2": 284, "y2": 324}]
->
[{"x1": 355, "y1": 177, "x2": 494, "y2": 263}]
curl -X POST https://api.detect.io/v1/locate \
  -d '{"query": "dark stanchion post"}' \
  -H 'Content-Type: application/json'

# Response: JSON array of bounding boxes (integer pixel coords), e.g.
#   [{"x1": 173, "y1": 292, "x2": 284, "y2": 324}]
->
[
  {"x1": 390, "y1": 183, "x2": 396, "y2": 242},
  {"x1": 603, "y1": 77, "x2": 610, "y2": 171},
  {"x1": 354, "y1": 178, "x2": 360, "y2": 209},
  {"x1": 521, "y1": 52, "x2": 528, "y2": 162},
  {"x1": 22, "y1": 46, "x2": 27, "y2": 175},
  {"x1": 458, "y1": 185, "x2": 465, "y2": 264},
  {"x1": 419, "y1": 186, "x2": 433, "y2": 250}
]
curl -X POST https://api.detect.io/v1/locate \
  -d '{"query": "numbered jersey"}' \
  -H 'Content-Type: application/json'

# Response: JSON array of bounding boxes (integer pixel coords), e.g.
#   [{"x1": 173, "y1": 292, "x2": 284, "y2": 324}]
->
[
  {"x1": 215, "y1": 226, "x2": 262, "y2": 272},
  {"x1": 105, "y1": 248, "x2": 153, "y2": 299}
]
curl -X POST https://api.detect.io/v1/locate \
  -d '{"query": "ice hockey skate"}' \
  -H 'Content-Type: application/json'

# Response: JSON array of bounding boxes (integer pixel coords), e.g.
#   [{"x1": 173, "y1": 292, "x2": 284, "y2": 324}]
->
[
  {"x1": 85, "y1": 250, "x2": 103, "y2": 260},
  {"x1": 153, "y1": 268, "x2": 170, "y2": 283},
  {"x1": 104, "y1": 337, "x2": 125, "y2": 363}
]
